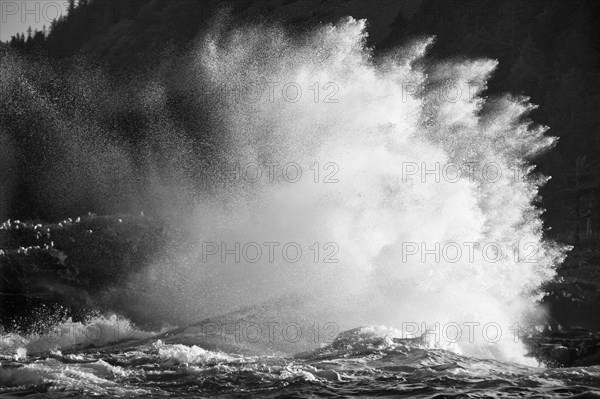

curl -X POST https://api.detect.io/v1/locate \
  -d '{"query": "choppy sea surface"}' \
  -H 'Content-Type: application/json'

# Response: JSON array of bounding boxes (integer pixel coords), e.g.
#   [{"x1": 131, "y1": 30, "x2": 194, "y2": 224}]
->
[{"x1": 2, "y1": 324, "x2": 599, "y2": 398}]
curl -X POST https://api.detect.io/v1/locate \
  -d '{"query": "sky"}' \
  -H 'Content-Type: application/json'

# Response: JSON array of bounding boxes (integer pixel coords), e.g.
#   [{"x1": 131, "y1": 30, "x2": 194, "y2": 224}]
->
[{"x1": 0, "y1": 0, "x2": 68, "y2": 42}]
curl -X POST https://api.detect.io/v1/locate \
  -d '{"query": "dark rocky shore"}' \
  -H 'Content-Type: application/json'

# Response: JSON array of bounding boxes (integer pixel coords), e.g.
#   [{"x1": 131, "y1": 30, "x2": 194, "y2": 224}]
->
[
  {"x1": 528, "y1": 245, "x2": 600, "y2": 366},
  {"x1": 525, "y1": 329, "x2": 600, "y2": 367},
  {"x1": 0, "y1": 214, "x2": 169, "y2": 332}
]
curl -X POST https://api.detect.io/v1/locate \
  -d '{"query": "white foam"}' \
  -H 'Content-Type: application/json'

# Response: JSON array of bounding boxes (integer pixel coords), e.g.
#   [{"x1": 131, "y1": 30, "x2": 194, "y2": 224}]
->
[
  {"x1": 0, "y1": 314, "x2": 160, "y2": 359},
  {"x1": 153, "y1": 339, "x2": 238, "y2": 366}
]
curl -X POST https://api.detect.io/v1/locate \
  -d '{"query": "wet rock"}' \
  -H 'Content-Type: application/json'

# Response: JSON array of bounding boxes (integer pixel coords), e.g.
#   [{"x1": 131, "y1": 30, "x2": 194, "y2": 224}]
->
[
  {"x1": 525, "y1": 329, "x2": 600, "y2": 367},
  {"x1": 0, "y1": 214, "x2": 170, "y2": 333}
]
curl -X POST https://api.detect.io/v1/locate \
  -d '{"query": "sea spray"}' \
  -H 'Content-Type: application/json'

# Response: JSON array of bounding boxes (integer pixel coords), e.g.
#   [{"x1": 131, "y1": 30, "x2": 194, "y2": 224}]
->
[
  {"x1": 159, "y1": 17, "x2": 566, "y2": 363},
  {"x1": 0, "y1": 17, "x2": 567, "y2": 364}
]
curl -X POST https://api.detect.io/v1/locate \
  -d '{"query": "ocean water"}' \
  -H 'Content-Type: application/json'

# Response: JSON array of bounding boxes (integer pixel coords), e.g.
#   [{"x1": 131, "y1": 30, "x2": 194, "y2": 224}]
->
[
  {"x1": 1, "y1": 319, "x2": 599, "y2": 397},
  {"x1": 1, "y1": 16, "x2": 595, "y2": 397}
]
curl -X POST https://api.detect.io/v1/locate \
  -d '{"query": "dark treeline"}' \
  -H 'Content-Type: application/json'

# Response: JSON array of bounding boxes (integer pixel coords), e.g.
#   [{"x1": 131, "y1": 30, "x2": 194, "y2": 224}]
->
[
  {"x1": 3, "y1": 0, "x2": 600, "y2": 246},
  {"x1": 7, "y1": 0, "x2": 222, "y2": 67}
]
